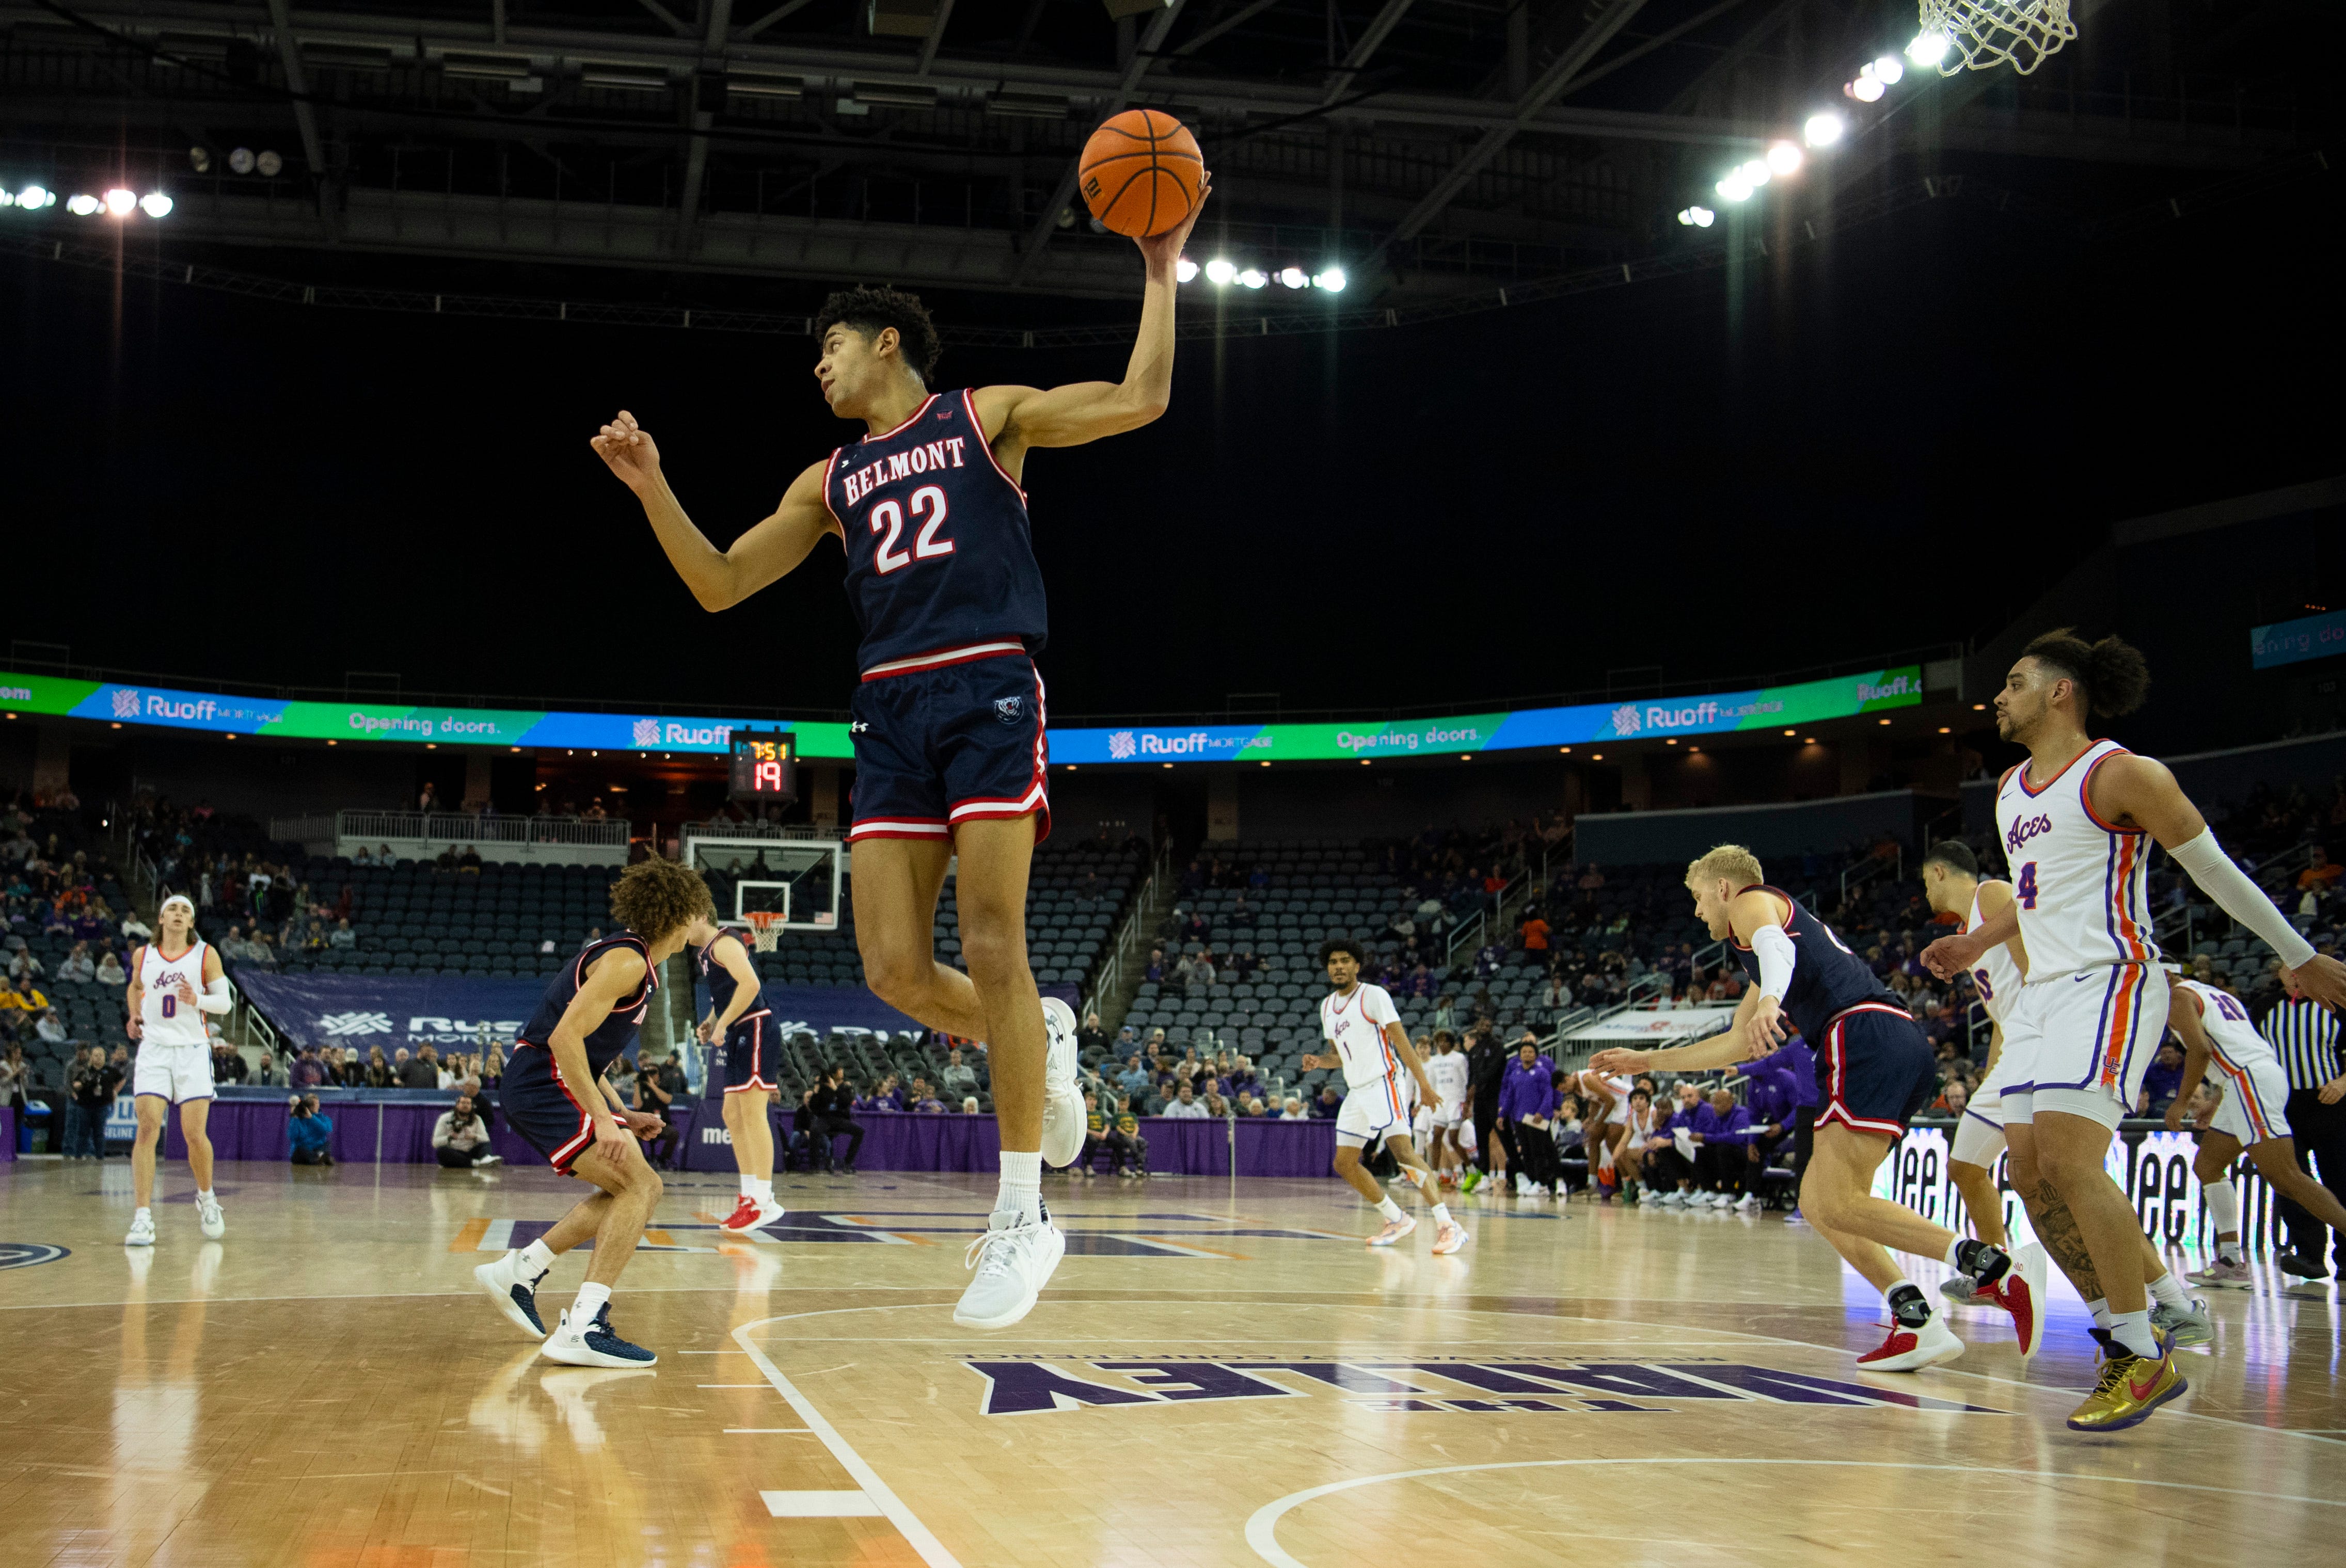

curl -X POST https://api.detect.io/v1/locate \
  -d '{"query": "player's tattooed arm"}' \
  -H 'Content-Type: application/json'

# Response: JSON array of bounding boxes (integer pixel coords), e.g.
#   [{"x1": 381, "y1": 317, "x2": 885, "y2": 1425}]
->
[{"x1": 2024, "y1": 1180, "x2": 2104, "y2": 1301}]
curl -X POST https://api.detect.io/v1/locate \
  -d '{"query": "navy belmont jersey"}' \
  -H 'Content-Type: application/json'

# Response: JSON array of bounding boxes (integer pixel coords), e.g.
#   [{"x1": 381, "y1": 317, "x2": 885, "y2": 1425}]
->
[
  {"x1": 824, "y1": 389, "x2": 1048, "y2": 672},
  {"x1": 1727, "y1": 885, "x2": 1904, "y2": 1044},
  {"x1": 516, "y1": 933, "x2": 658, "y2": 1077},
  {"x1": 695, "y1": 929, "x2": 770, "y2": 1025}
]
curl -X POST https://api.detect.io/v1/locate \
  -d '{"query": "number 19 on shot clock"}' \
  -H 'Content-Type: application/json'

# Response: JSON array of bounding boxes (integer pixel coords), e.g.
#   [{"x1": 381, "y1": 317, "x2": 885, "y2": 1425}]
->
[{"x1": 727, "y1": 730, "x2": 799, "y2": 806}]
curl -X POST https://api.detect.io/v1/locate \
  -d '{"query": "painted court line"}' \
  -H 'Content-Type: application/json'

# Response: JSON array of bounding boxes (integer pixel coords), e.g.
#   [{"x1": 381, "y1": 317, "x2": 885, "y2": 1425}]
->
[
  {"x1": 1243, "y1": 1458, "x2": 2346, "y2": 1568},
  {"x1": 763, "y1": 1491, "x2": 886, "y2": 1517}
]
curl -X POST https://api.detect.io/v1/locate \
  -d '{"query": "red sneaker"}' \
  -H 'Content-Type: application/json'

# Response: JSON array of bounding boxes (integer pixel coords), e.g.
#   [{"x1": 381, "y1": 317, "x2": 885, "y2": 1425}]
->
[
  {"x1": 720, "y1": 1194, "x2": 787, "y2": 1232},
  {"x1": 1981, "y1": 1242, "x2": 2048, "y2": 1358},
  {"x1": 1856, "y1": 1315, "x2": 1964, "y2": 1372}
]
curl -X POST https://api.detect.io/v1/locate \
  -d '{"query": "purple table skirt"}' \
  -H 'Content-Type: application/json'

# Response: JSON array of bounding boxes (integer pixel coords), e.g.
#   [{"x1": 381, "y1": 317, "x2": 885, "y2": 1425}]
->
[
  {"x1": 0, "y1": 1106, "x2": 13, "y2": 1162},
  {"x1": 680, "y1": 1108, "x2": 1336, "y2": 1178},
  {"x1": 151, "y1": 1098, "x2": 697, "y2": 1169}
]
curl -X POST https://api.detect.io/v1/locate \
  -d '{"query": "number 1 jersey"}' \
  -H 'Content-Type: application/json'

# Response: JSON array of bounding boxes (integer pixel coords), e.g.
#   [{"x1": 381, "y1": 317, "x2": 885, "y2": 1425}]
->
[{"x1": 823, "y1": 389, "x2": 1048, "y2": 675}]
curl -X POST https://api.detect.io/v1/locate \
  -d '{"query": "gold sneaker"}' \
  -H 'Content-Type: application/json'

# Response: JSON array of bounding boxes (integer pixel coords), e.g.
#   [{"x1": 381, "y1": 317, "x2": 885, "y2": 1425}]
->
[{"x1": 2066, "y1": 1332, "x2": 2186, "y2": 1432}]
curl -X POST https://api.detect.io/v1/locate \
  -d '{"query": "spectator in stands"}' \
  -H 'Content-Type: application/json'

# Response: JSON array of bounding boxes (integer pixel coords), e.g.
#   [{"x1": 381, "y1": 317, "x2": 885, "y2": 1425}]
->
[
  {"x1": 913, "y1": 1083, "x2": 947, "y2": 1114},
  {"x1": 1078, "y1": 1012, "x2": 1107, "y2": 1058},
  {"x1": 812, "y1": 1065, "x2": 864, "y2": 1174},
  {"x1": 1520, "y1": 911, "x2": 1550, "y2": 961},
  {"x1": 1166, "y1": 1083, "x2": 1208, "y2": 1118},
  {"x1": 1106, "y1": 1095, "x2": 1147, "y2": 1178},
  {"x1": 1745, "y1": 1062, "x2": 1795, "y2": 1174},
  {"x1": 95, "y1": 949, "x2": 126, "y2": 987},
  {"x1": 1312, "y1": 1082, "x2": 1342, "y2": 1119},
  {"x1": 67, "y1": 1045, "x2": 116, "y2": 1159},
  {"x1": 3, "y1": 973, "x2": 47, "y2": 1015},
  {"x1": 290, "y1": 1048, "x2": 327, "y2": 1090},
  {"x1": 337, "y1": 1049, "x2": 369, "y2": 1088},
  {"x1": 329, "y1": 918, "x2": 356, "y2": 951},
  {"x1": 2140, "y1": 1041, "x2": 2186, "y2": 1114},
  {"x1": 940, "y1": 1048, "x2": 978, "y2": 1098},
  {"x1": 1279, "y1": 1096, "x2": 1307, "y2": 1121},
  {"x1": 394, "y1": 1047, "x2": 435, "y2": 1090},
  {"x1": 2302, "y1": 847, "x2": 2344, "y2": 894},
  {"x1": 960, "y1": 1096, "x2": 979, "y2": 1114},
  {"x1": 433, "y1": 1095, "x2": 502, "y2": 1169},
  {"x1": 1144, "y1": 947, "x2": 1164, "y2": 983},
  {"x1": 210, "y1": 1041, "x2": 246, "y2": 1086},
  {"x1": 34, "y1": 1008, "x2": 66, "y2": 1045},
  {"x1": 56, "y1": 941, "x2": 94, "y2": 984},
  {"x1": 1474, "y1": 940, "x2": 1505, "y2": 981},
  {"x1": 288, "y1": 1094, "x2": 333, "y2": 1165},
  {"x1": 358, "y1": 1047, "x2": 392, "y2": 1089}
]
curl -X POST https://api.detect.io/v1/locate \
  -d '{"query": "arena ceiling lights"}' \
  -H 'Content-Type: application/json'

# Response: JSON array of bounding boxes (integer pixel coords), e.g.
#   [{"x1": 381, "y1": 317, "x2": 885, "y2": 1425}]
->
[
  {"x1": 6, "y1": 185, "x2": 171, "y2": 218},
  {"x1": 1186, "y1": 258, "x2": 1346, "y2": 294},
  {"x1": 1703, "y1": 29, "x2": 1957, "y2": 213}
]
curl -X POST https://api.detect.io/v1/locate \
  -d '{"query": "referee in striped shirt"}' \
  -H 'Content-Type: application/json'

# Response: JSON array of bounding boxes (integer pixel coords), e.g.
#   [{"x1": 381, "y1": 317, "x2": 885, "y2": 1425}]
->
[{"x1": 2262, "y1": 964, "x2": 2346, "y2": 1278}]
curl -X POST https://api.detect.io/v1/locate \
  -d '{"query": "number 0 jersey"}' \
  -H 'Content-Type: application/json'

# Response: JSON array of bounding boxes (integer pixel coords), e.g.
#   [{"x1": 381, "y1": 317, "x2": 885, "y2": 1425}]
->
[
  {"x1": 1994, "y1": 739, "x2": 2161, "y2": 984},
  {"x1": 137, "y1": 939, "x2": 211, "y2": 1048},
  {"x1": 823, "y1": 390, "x2": 1048, "y2": 676},
  {"x1": 1966, "y1": 884, "x2": 2025, "y2": 1028}
]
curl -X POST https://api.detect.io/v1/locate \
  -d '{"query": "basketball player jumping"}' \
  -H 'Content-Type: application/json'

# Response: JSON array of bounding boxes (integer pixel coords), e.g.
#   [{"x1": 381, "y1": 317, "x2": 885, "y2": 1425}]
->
[
  {"x1": 1923, "y1": 630, "x2": 2346, "y2": 1430},
  {"x1": 1922, "y1": 842, "x2": 2210, "y2": 1347},
  {"x1": 593, "y1": 180, "x2": 1210, "y2": 1329},
  {"x1": 1594, "y1": 844, "x2": 2041, "y2": 1373},
  {"x1": 2164, "y1": 976, "x2": 2346, "y2": 1285},
  {"x1": 685, "y1": 914, "x2": 784, "y2": 1233},
  {"x1": 472, "y1": 858, "x2": 712, "y2": 1367},
  {"x1": 1301, "y1": 940, "x2": 1466, "y2": 1254},
  {"x1": 122, "y1": 893, "x2": 230, "y2": 1246}
]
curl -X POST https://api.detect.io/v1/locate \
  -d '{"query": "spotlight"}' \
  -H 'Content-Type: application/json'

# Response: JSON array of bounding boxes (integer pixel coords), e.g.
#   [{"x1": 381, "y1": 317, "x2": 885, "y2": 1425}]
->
[
  {"x1": 139, "y1": 191, "x2": 173, "y2": 218},
  {"x1": 256, "y1": 149, "x2": 283, "y2": 177},
  {"x1": 189, "y1": 146, "x2": 211, "y2": 173},
  {"x1": 1739, "y1": 159, "x2": 1771, "y2": 186},
  {"x1": 104, "y1": 188, "x2": 136, "y2": 215},
  {"x1": 1804, "y1": 112, "x2": 1845, "y2": 147},
  {"x1": 1765, "y1": 141, "x2": 1802, "y2": 176},
  {"x1": 1872, "y1": 55, "x2": 1905, "y2": 85},
  {"x1": 10, "y1": 185, "x2": 51, "y2": 210},
  {"x1": 1203, "y1": 257, "x2": 1234, "y2": 285},
  {"x1": 1850, "y1": 76, "x2": 1885, "y2": 102},
  {"x1": 1277, "y1": 266, "x2": 1307, "y2": 289},
  {"x1": 66, "y1": 193, "x2": 99, "y2": 215},
  {"x1": 1237, "y1": 268, "x2": 1267, "y2": 289},
  {"x1": 1907, "y1": 29, "x2": 1951, "y2": 67},
  {"x1": 1313, "y1": 266, "x2": 1346, "y2": 292},
  {"x1": 229, "y1": 147, "x2": 256, "y2": 175},
  {"x1": 1176, "y1": 256, "x2": 1198, "y2": 282},
  {"x1": 1676, "y1": 206, "x2": 1715, "y2": 228},
  {"x1": 1716, "y1": 174, "x2": 1752, "y2": 202}
]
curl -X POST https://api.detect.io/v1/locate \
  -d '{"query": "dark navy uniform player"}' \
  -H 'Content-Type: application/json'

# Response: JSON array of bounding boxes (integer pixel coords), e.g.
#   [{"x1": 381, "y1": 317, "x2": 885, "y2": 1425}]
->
[
  {"x1": 1589, "y1": 844, "x2": 2042, "y2": 1375},
  {"x1": 592, "y1": 173, "x2": 1213, "y2": 1330},
  {"x1": 685, "y1": 913, "x2": 783, "y2": 1233},
  {"x1": 472, "y1": 858, "x2": 712, "y2": 1367}
]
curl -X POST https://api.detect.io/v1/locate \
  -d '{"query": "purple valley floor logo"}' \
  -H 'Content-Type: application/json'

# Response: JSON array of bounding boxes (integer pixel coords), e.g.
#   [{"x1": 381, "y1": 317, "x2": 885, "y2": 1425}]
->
[
  {"x1": 0, "y1": 1243, "x2": 70, "y2": 1271},
  {"x1": 964, "y1": 1355, "x2": 2005, "y2": 1416}
]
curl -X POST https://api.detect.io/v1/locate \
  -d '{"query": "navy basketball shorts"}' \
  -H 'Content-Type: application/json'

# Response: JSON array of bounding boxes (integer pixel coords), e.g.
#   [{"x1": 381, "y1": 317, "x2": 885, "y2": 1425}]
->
[
  {"x1": 848, "y1": 645, "x2": 1051, "y2": 844},
  {"x1": 1812, "y1": 1003, "x2": 1937, "y2": 1138},
  {"x1": 717, "y1": 1013, "x2": 776, "y2": 1094},
  {"x1": 501, "y1": 1043, "x2": 599, "y2": 1174}
]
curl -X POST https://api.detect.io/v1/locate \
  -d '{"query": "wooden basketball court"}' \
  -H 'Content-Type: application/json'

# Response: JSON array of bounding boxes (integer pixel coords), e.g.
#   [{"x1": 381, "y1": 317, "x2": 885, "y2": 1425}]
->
[{"x1": 4, "y1": 1158, "x2": 2340, "y2": 1566}]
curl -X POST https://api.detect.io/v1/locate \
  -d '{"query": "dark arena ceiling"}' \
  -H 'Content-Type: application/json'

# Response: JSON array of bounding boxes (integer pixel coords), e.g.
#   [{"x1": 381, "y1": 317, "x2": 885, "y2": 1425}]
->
[{"x1": 1, "y1": 0, "x2": 2331, "y2": 319}]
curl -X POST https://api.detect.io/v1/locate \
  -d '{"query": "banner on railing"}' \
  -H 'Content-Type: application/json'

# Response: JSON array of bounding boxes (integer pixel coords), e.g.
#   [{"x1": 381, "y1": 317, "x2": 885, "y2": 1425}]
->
[{"x1": 0, "y1": 663, "x2": 1922, "y2": 765}]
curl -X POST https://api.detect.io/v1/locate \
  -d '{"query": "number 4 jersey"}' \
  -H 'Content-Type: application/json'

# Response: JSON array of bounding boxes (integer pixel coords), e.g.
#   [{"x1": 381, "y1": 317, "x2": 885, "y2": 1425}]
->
[
  {"x1": 825, "y1": 389, "x2": 1048, "y2": 676},
  {"x1": 1994, "y1": 739, "x2": 2161, "y2": 984}
]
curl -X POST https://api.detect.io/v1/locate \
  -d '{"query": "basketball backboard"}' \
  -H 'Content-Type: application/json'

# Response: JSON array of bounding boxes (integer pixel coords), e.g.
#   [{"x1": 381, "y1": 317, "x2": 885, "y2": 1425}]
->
[{"x1": 682, "y1": 834, "x2": 841, "y2": 935}]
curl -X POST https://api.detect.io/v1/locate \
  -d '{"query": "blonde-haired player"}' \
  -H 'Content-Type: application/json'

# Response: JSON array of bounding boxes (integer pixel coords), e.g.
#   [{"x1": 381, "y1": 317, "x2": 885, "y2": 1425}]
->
[
  {"x1": 123, "y1": 894, "x2": 231, "y2": 1246},
  {"x1": 1924, "y1": 630, "x2": 2346, "y2": 1429},
  {"x1": 1301, "y1": 939, "x2": 1467, "y2": 1255}
]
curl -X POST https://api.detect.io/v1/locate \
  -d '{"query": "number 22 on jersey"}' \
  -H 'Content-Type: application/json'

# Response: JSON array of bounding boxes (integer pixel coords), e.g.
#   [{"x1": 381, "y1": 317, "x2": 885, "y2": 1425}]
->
[{"x1": 869, "y1": 486, "x2": 956, "y2": 574}]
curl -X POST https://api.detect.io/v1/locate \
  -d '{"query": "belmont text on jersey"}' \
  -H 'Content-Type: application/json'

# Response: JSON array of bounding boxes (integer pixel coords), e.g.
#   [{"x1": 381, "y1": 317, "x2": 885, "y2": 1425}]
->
[{"x1": 825, "y1": 389, "x2": 1050, "y2": 674}]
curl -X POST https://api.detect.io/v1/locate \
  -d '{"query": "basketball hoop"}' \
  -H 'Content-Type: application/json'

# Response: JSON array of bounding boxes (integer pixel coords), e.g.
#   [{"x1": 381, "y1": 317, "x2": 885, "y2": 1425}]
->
[
  {"x1": 1914, "y1": 0, "x2": 2074, "y2": 76},
  {"x1": 744, "y1": 910, "x2": 786, "y2": 954}
]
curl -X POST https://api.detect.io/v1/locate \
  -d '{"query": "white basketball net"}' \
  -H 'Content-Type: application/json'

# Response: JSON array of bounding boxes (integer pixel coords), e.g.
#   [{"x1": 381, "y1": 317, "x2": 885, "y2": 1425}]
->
[
  {"x1": 744, "y1": 913, "x2": 784, "y2": 953},
  {"x1": 1915, "y1": 0, "x2": 2075, "y2": 75}
]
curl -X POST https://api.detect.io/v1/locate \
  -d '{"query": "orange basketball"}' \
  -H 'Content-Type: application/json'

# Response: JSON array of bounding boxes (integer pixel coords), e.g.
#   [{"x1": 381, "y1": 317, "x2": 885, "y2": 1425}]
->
[{"x1": 1079, "y1": 109, "x2": 1203, "y2": 238}]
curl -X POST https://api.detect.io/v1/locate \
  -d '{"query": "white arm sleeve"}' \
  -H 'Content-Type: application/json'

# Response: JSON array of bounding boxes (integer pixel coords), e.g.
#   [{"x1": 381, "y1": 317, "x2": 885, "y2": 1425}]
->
[
  {"x1": 197, "y1": 977, "x2": 235, "y2": 1014},
  {"x1": 1750, "y1": 924, "x2": 1797, "y2": 1000},
  {"x1": 2168, "y1": 830, "x2": 2317, "y2": 971}
]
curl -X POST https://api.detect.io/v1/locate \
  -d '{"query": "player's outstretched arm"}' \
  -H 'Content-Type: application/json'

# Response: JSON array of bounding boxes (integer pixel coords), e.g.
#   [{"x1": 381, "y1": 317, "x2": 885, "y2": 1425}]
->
[
  {"x1": 2162, "y1": 990, "x2": 2214, "y2": 1132},
  {"x1": 592, "y1": 410, "x2": 839, "y2": 612},
  {"x1": 971, "y1": 177, "x2": 1212, "y2": 455}
]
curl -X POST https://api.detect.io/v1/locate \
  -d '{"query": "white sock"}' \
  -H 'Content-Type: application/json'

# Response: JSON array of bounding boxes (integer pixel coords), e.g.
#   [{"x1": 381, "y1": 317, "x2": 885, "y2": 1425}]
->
[
  {"x1": 739, "y1": 1173, "x2": 755, "y2": 1197},
  {"x1": 2086, "y1": 1296, "x2": 2112, "y2": 1330},
  {"x1": 135, "y1": 1206, "x2": 151, "y2": 1218},
  {"x1": 1376, "y1": 1196, "x2": 1405, "y2": 1223},
  {"x1": 749, "y1": 1176, "x2": 773, "y2": 1203},
  {"x1": 997, "y1": 1149, "x2": 1043, "y2": 1221},
  {"x1": 2109, "y1": 1307, "x2": 2159, "y2": 1360},
  {"x1": 1942, "y1": 1236, "x2": 1967, "y2": 1268},
  {"x1": 2204, "y1": 1179, "x2": 2242, "y2": 1259},
  {"x1": 514, "y1": 1239, "x2": 557, "y2": 1286},
  {"x1": 197, "y1": 1188, "x2": 215, "y2": 1203},
  {"x1": 1430, "y1": 1202, "x2": 1452, "y2": 1226},
  {"x1": 571, "y1": 1281, "x2": 612, "y2": 1325},
  {"x1": 2146, "y1": 1269, "x2": 2188, "y2": 1311}
]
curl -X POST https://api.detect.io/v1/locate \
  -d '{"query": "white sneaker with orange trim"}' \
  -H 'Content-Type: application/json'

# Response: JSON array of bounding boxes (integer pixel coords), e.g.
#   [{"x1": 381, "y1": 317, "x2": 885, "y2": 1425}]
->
[
  {"x1": 1366, "y1": 1214, "x2": 1418, "y2": 1247},
  {"x1": 1431, "y1": 1220, "x2": 1469, "y2": 1256}
]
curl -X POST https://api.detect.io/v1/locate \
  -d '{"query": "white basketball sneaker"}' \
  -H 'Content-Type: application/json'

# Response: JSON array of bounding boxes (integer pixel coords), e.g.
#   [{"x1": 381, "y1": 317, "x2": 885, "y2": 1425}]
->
[
  {"x1": 540, "y1": 1303, "x2": 657, "y2": 1368},
  {"x1": 1038, "y1": 997, "x2": 1084, "y2": 1167},
  {"x1": 196, "y1": 1192, "x2": 226, "y2": 1240},
  {"x1": 953, "y1": 1210, "x2": 1066, "y2": 1329},
  {"x1": 124, "y1": 1209, "x2": 156, "y2": 1247}
]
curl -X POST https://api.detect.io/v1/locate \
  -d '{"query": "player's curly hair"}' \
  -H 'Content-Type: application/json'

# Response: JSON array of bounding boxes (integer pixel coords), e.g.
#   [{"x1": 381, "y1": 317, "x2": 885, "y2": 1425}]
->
[
  {"x1": 608, "y1": 857, "x2": 714, "y2": 943},
  {"x1": 1319, "y1": 937, "x2": 1365, "y2": 966},
  {"x1": 816, "y1": 284, "x2": 942, "y2": 382},
  {"x1": 2022, "y1": 628, "x2": 2151, "y2": 719}
]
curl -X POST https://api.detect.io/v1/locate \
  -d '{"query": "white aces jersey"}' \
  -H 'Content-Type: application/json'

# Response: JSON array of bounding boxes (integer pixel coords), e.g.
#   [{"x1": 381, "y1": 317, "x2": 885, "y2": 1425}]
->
[
  {"x1": 1319, "y1": 982, "x2": 1402, "y2": 1092},
  {"x1": 138, "y1": 939, "x2": 212, "y2": 1048},
  {"x1": 1995, "y1": 739, "x2": 2161, "y2": 984},
  {"x1": 1426, "y1": 1049, "x2": 1469, "y2": 1109},
  {"x1": 1967, "y1": 884, "x2": 2026, "y2": 1028},
  {"x1": 2175, "y1": 979, "x2": 2278, "y2": 1075}
]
